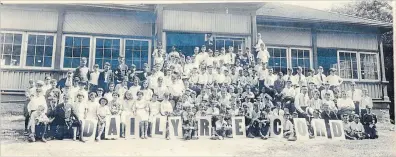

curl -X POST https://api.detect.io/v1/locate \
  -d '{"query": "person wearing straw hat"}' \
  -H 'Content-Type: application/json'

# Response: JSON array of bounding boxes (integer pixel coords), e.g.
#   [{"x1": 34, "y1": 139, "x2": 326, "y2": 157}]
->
[{"x1": 96, "y1": 97, "x2": 111, "y2": 141}]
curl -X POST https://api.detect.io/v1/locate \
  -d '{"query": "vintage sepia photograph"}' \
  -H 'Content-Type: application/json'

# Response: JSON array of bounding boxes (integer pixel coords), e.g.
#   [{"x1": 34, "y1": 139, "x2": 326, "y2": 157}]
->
[{"x1": 0, "y1": 0, "x2": 395, "y2": 156}]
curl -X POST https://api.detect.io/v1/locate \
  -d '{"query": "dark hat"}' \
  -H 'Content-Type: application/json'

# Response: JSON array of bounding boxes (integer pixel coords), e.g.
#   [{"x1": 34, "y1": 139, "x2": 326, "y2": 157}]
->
[{"x1": 99, "y1": 97, "x2": 109, "y2": 104}]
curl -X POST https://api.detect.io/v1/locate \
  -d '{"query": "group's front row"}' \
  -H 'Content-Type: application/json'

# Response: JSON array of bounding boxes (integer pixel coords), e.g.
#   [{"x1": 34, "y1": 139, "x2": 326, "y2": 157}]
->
[{"x1": 25, "y1": 81, "x2": 378, "y2": 143}]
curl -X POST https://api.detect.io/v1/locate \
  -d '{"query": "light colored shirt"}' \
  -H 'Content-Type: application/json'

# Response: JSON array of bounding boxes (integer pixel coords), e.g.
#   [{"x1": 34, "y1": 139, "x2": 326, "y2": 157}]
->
[
  {"x1": 314, "y1": 73, "x2": 327, "y2": 86},
  {"x1": 347, "y1": 89, "x2": 362, "y2": 102},
  {"x1": 129, "y1": 86, "x2": 141, "y2": 98},
  {"x1": 89, "y1": 71, "x2": 100, "y2": 85},
  {"x1": 264, "y1": 74, "x2": 277, "y2": 87},
  {"x1": 281, "y1": 87, "x2": 295, "y2": 98},
  {"x1": 86, "y1": 100, "x2": 100, "y2": 119},
  {"x1": 258, "y1": 69, "x2": 269, "y2": 80},
  {"x1": 326, "y1": 75, "x2": 343, "y2": 86},
  {"x1": 292, "y1": 74, "x2": 306, "y2": 86},
  {"x1": 337, "y1": 98, "x2": 355, "y2": 109},
  {"x1": 349, "y1": 122, "x2": 364, "y2": 132},
  {"x1": 361, "y1": 96, "x2": 373, "y2": 109},
  {"x1": 294, "y1": 93, "x2": 310, "y2": 113},
  {"x1": 160, "y1": 100, "x2": 173, "y2": 115},
  {"x1": 27, "y1": 95, "x2": 47, "y2": 113},
  {"x1": 321, "y1": 89, "x2": 335, "y2": 100}
]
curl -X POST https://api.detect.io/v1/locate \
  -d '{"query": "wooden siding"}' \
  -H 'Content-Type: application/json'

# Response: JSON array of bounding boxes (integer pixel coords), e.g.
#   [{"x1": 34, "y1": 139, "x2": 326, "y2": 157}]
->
[
  {"x1": 258, "y1": 26, "x2": 312, "y2": 47},
  {"x1": 163, "y1": 10, "x2": 251, "y2": 34},
  {"x1": 317, "y1": 31, "x2": 378, "y2": 50},
  {"x1": 0, "y1": 8, "x2": 58, "y2": 32},
  {"x1": 63, "y1": 11, "x2": 153, "y2": 36},
  {"x1": 340, "y1": 81, "x2": 383, "y2": 99},
  {"x1": 0, "y1": 70, "x2": 67, "y2": 91}
]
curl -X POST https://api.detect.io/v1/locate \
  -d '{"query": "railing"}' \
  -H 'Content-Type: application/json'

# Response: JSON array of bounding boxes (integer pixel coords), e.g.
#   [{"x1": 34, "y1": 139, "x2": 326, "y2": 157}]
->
[
  {"x1": 0, "y1": 69, "x2": 67, "y2": 91},
  {"x1": 339, "y1": 81, "x2": 385, "y2": 99}
]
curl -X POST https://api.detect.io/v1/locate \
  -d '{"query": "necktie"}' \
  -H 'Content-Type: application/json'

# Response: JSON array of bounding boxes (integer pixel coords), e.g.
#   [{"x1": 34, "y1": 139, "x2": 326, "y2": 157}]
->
[
  {"x1": 299, "y1": 75, "x2": 301, "y2": 82},
  {"x1": 320, "y1": 74, "x2": 323, "y2": 82}
]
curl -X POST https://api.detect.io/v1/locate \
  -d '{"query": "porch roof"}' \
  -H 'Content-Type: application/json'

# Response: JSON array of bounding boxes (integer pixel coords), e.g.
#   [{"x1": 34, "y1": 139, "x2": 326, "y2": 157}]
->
[{"x1": 256, "y1": 2, "x2": 392, "y2": 29}]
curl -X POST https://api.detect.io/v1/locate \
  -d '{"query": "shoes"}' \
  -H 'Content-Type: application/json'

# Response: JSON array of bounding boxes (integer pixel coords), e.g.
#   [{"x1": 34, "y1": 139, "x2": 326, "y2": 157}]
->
[
  {"x1": 95, "y1": 137, "x2": 100, "y2": 141},
  {"x1": 247, "y1": 133, "x2": 255, "y2": 138},
  {"x1": 41, "y1": 138, "x2": 47, "y2": 143}
]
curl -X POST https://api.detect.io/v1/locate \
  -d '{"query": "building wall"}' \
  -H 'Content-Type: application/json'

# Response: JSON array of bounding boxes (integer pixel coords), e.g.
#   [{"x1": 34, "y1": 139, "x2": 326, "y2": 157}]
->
[
  {"x1": 317, "y1": 30, "x2": 378, "y2": 51},
  {"x1": 0, "y1": 7, "x2": 58, "y2": 32},
  {"x1": 163, "y1": 10, "x2": 251, "y2": 34},
  {"x1": 258, "y1": 25, "x2": 312, "y2": 47},
  {"x1": 63, "y1": 11, "x2": 153, "y2": 36}
]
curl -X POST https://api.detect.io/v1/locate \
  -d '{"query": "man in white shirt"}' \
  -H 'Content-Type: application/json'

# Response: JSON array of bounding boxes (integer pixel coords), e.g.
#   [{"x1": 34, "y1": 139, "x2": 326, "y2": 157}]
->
[
  {"x1": 89, "y1": 64, "x2": 100, "y2": 91},
  {"x1": 347, "y1": 82, "x2": 363, "y2": 116},
  {"x1": 206, "y1": 65, "x2": 214, "y2": 85},
  {"x1": 292, "y1": 66, "x2": 306, "y2": 86},
  {"x1": 321, "y1": 82, "x2": 335, "y2": 100},
  {"x1": 258, "y1": 62, "x2": 268, "y2": 89},
  {"x1": 74, "y1": 57, "x2": 89, "y2": 82},
  {"x1": 314, "y1": 66, "x2": 327, "y2": 89},
  {"x1": 256, "y1": 42, "x2": 270, "y2": 64},
  {"x1": 294, "y1": 86, "x2": 310, "y2": 118},
  {"x1": 195, "y1": 45, "x2": 209, "y2": 66},
  {"x1": 326, "y1": 68, "x2": 343, "y2": 88},
  {"x1": 154, "y1": 77, "x2": 169, "y2": 101},
  {"x1": 27, "y1": 81, "x2": 47, "y2": 115},
  {"x1": 282, "y1": 68, "x2": 293, "y2": 83},
  {"x1": 264, "y1": 68, "x2": 277, "y2": 87},
  {"x1": 281, "y1": 80, "x2": 295, "y2": 99}
]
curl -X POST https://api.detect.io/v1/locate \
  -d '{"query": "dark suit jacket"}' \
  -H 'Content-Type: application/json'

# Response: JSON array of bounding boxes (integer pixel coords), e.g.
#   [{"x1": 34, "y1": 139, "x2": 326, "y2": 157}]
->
[
  {"x1": 98, "y1": 70, "x2": 114, "y2": 90},
  {"x1": 57, "y1": 78, "x2": 73, "y2": 89}
]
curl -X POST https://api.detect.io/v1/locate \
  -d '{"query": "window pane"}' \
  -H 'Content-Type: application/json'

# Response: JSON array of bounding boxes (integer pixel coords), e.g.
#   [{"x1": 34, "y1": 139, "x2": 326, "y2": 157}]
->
[
  {"x1": 104, "y1": 49, "x2": 111, "y2": 58},
  {"x1": 36, "y1": 35, "x2": 45, "y2": 45},
  {"x1": 35, "y1": 56, "x2": 44, "y2": 67},
  {"x1": 45, "y1": 36, "x2": 54, "y2": 45},
  {"x1": 113, "y1": 49, "x2": 120, "y2": 58},
  {"x1": 4, "y1": 34, "x2": 13, "y2": 43},
  {"x1": 96, "y1": 49, "x2": 103, "y2": 58},
  {"x1": 124, "y1": 39, "x2": 150, "y2": 70},
  {"x1": 13, "y1": 45, "x2": 21, "y2": 55},
  {"x1": 44, "y1": 57, "x2": 52, "y2": 67},
  {"x1": 26, "y1": 56, "x2": 34, "y2": 66},
  {"x1": 74, "y1": 38, "x2": 81, "y2": 46},
  {"x1": 45, "y1": 46, "x2": 53, "y2": 56},
  {"x1": 65, "y1": 47, "x2": 73, "y2": 57},
  {"x1": 96, "y1": 39, "x2": 104, "y2": 48},
  {"x1": 72, "y1": 58, "x2": 80, "y2": 68},
  {"x1": 95, "y1": 59, "x2": 103, "y2": 68},
  {"x1": 14, "y1": 34, "x2": 22, "y2": 44},
  {"x1": 65, "y1": 37, "x2": 73, "y2": 46},
  {"x1": 28, "y1": 35, "x2": 37, "y2": 45},
  {"x1": 64, "y1": 57, "x2": 72, "y2": 68},
  {"x1": 36, "y1": 46, "x2": 44, "y2": 56},
  {"x1": 82, "y1": 38, "x2": 90, "y2": 47},
  {"x1": 73, "y1": 48, "x2": 81, "y2": 57},
  {"x1": 82, "y1": 48, "x2": 90, "y2": 57},
  {"x1": 27, "y1": 46, "x2": 35, "y2": 55},
  {"x1": 104, "y1": 39, "x2": 112, "y2": 48}
]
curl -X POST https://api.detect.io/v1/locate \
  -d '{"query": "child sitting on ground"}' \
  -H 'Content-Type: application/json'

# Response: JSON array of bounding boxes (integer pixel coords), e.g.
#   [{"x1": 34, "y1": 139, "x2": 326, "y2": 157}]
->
[{"x1": 28, "y1": 105, "x2": 54, "y2": 142}]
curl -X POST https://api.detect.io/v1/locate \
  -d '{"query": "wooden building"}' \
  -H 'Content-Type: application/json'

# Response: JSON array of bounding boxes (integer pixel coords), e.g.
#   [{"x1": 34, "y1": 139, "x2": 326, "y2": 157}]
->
[{"x1": 0, "y1": 3, "x2": 392, "y2": 108}]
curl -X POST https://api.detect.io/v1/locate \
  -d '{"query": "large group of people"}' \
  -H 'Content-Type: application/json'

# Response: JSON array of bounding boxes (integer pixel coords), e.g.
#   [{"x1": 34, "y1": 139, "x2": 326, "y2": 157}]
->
[{"x1": 24, "y1": 35, "x2": 378, "y2": 143}]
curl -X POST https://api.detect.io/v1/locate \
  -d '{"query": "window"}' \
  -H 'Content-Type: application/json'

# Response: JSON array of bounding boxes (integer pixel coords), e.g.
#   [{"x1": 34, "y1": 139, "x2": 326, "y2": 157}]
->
[
  {"x1": 95, "y1": 38, "x2": 120, "y2": 69},
  {"x1": 0, "y1": 33, "x2": 22, "y2": 66},
  {"x1": 267, "y1": 47, "x2": 287, "y2": 73},
  {"x1": 338, "y1": 51, "x2": 358, "y2": 80},
  {"x1": 214, "y1": 37, "x2": 245, "y2": 53},
  {"x1": 26, "y1": 34, "x2": 54, "y2": 67},
  {"x1": 63, "y1": 36, "x2": 90, "y2": 68},
  {"x1": 317, "y1": 48, "x2": 338, "y2": 75},
  {"x1": 166, "y1": 32, "x2": 205, "y2": 57},
  {"x1": 124, "y1": 39, "x2": 149, "y2": 70},
  {"x1": 266, "y1": 47, "x2": 312, "y2": 74},
  {"x1": 360, "y1": 53, "x2": 379, "y2": 80},
  {"x1": 291, "y1": 48, "x2": 311, "y2": 74}
]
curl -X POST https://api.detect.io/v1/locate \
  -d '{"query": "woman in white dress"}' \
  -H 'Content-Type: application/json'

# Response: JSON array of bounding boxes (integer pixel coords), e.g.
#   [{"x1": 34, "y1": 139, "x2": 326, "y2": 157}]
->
[
  {"x1": 134, "y1": 91, "x2": 149, "y2": 139},
  {"x1": 120, "y1": 91, "x2": 135, "y2": 137},
  {"x1": 141, "y1": 81, "x2": 153, "y2": 101},
  {"x1": 86, "y1": 92, "x2": 100, "y2": 120}
]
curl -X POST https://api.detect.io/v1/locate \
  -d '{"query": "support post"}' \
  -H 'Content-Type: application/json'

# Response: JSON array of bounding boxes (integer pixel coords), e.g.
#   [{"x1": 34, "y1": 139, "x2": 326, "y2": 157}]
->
[
  {"x1": 378, "y1": 35, "x2": 389, "y2": 102},
  {"x1": 54, "y1": 9, "x2": 65, "y2": 70},
  {"x1": 251, "y1": 13, "x2": 257, "y2": 49},
  {"x1": 311, "y1": 27, "x2": 318, "y2": 69},
  {"x1": 155, "y1": 5, "x2": 164, "y2": 47}
]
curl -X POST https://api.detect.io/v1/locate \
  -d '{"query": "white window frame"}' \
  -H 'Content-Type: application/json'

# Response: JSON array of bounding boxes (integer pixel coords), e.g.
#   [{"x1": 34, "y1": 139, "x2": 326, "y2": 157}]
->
[
  {"x1": 24, "y1": 32, "x2": 56, "y2": 70},
  {"x1": 0, "y1": 31, "x2": 25, "y2": 69},
  {"x1": 213, "y1": 35, "x2": 247, "y2": 51},
  {"x1": 289, "y1": 47, "x2": 313, "y2": 73},
  {"x1": 266, "y1": 46, "x2": 313, "y2": 72},
  {"x1": 266, "y1": 46, "x2": 289, "y2": 72},
  {"x1": 93, "y1": 36, "x2": 123, "y2": 70},
  {"x1": 337, "y1": 50, "x2": 359, "y2": 81},
  {"x1": 359, "y1": 52, "x2": 380, "y2": 81},
  {"x1": 123, "y1": 38, "x2": 152, "y2": 71},
  {"x1": 337, "y1": 50, "x2": 380, "y2": 81},
  {"x1": 61, "y1": 34, "x2": 94, "y2": 70}
]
